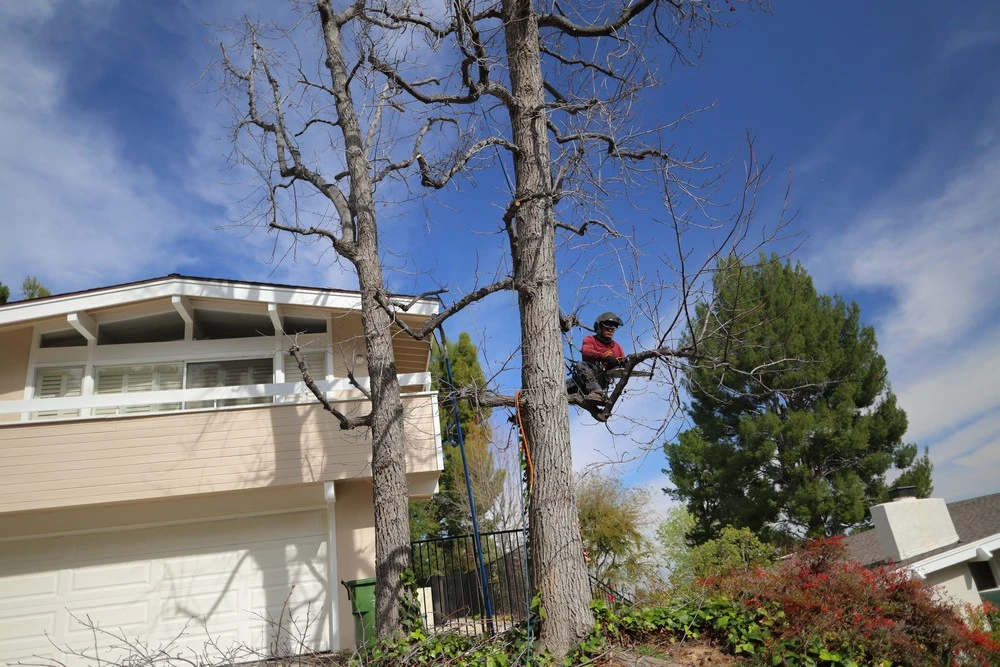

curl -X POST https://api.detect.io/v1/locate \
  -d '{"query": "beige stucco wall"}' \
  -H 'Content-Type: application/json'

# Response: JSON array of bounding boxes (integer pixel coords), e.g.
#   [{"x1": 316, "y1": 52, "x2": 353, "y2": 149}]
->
[
  {"x1": 334, "y1": 480, "x2": 377, "y2": 648},
  {"x1": 0, "y1": 395, "x2": 440, "y2": 515},
  {"x1": 0, "y1": 483, "x2": 326, "y2": 540},
  {"x1": 0, "y1": 327, "x2": 31, "y2": 421},
  {"x1": 925, "y1": 562, "x2": 983, "y2": 608}
]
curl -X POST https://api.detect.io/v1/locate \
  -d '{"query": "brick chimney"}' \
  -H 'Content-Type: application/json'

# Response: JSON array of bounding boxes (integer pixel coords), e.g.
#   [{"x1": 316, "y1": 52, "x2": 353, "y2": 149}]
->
[{"x1": 870, "y1": 490, "x2": 959, "y2": 561}]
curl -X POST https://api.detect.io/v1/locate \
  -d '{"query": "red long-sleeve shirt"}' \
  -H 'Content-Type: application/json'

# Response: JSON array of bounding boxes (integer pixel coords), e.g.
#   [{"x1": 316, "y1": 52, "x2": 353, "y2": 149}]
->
[{"x1": 581, "y1": 335, "x2": 624, "y2": 368}]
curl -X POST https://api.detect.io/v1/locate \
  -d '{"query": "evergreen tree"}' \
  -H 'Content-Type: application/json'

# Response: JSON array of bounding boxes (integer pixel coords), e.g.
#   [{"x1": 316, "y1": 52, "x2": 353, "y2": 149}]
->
[
  {"x1": 409, "y1": 332, "x2": 505, "y2": 539},
  {"x1": 665, "y1": 255, "x2": 931, "y2": 542},
  {"x1": 0, "y1": 276, "x2": 50, "y2": 303},
  {"x1": 21, "y1": 275, "x2": 50, "y2": 300}
]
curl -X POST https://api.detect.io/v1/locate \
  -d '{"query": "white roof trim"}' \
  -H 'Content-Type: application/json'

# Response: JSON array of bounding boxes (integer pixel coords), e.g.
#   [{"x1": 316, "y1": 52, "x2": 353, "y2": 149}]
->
[
  {"x1": 908, "y1": 533, "x2": 1000, "y2": 578},
  {"x1": 0, "y1": 276, "x2": 439, "y2": 326}
]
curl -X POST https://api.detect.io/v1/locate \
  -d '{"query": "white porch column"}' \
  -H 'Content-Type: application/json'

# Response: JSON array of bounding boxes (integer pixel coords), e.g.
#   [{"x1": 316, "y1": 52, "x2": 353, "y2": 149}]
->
[{"x1": 324, "y1": 481, "x2": 340, "y2": 650}]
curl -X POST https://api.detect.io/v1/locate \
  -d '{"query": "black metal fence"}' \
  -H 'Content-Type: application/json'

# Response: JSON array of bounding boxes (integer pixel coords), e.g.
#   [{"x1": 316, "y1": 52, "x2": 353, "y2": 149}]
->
[
  {"x1": 411, "y1": 529, "x2": 530, "y2": 635},
  {"x1": 410, "y1": 529, "x2": 633, "y2": 636}
]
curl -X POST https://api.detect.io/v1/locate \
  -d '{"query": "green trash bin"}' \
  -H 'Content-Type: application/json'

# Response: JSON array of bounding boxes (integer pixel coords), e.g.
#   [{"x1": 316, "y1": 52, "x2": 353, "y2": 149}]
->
[{"x1": 342, "y1": 578, "x2": 377, "y2": 651}]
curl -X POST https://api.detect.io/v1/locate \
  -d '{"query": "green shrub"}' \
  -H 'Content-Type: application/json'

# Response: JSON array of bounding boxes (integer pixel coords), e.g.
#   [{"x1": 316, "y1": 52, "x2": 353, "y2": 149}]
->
[{"x1": 689, "y1": 525, "x2": 777, "y2": 580}]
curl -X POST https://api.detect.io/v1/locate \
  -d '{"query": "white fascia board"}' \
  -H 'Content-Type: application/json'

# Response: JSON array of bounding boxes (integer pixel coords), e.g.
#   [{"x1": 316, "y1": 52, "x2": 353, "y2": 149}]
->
[
  {"x1": 908, "y1": 533, "x2": 1000, "y2": 579},
  {"x1": 0, "y1": 277, "x2": 440, "y2": 327}
]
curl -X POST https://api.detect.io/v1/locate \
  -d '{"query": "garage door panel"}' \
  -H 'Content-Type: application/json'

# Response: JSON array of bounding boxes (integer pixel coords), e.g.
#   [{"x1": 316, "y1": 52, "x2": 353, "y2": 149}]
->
[
  {"x1": 70, "y1": 562, "x2": 154, "y2": 592},
  {"x1": 0, "y1": 572, "x2": 60, "y2": 602},
  {"x1": 165, "y1": 587, "x2": 242, "y2": 620},
  {"x1": 0, "y1": 611, "x2": 57, "y2": 645},
  {"x1": 63, "y1": 600, "x2": 151, "y2": 637},
  {"x1": 0, "y1": 509, "x2": 330, "y2": 666}
]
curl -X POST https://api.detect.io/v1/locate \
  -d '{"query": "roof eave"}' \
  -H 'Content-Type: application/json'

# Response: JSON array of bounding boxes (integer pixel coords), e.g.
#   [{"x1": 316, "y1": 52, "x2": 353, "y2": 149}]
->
[
  {"x1": 907, "y1": 533, "x2": 1000, "y2": 578},
  {"x1": 0, "y1": 275, "x2": 439, "y2": 328}
]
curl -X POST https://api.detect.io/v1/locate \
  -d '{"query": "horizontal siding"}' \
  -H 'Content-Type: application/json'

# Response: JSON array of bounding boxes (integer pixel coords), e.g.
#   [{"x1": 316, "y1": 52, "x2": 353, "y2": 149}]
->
[{"x1": 0, "y1": 396, "x2": 440, "y2": 514}]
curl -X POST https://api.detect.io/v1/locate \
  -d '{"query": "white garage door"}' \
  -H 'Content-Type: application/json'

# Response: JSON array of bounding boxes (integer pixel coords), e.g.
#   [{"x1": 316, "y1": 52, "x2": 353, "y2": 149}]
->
[{"x1": 0, "y1": 509, "x2": 330, "y2": 666}]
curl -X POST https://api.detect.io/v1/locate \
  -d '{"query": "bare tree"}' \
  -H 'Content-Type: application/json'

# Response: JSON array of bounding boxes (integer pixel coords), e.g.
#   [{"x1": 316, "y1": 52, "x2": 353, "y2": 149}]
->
[
  {"x1": 358, "y1": 0, "x2": 779, "y2": 655},
  {"x1": 218, "y1": 0, "x2": 782, "y2": 656},
  {"x1": 217, "y1": 6, "x2": 511, "y2": 639}
]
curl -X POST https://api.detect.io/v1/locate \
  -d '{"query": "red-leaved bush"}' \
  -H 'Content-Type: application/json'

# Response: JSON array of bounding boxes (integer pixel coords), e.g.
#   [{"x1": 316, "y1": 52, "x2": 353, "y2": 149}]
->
[{"x1": 709, "y1": 537, "x2": 1000, "y2": 666}]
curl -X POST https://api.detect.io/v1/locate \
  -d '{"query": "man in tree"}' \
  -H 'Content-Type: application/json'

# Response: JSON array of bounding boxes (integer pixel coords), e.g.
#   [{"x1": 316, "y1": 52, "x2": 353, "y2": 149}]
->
[
  {"x1": 571, "y1": 312, "x2": 626, "y2": 404},
  {"x1": 665, "y1": 255, "x2": 932, "y2": 543}
]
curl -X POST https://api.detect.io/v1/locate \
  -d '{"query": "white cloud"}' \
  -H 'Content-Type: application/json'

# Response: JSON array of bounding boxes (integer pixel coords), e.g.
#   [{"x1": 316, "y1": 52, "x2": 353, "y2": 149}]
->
[
  {"x1": 807, "y1": 128, "x2": 1000, "y2": 501},
  {"x1": 896, "y1": 336, "x2": 1000, "y2": 442},
  {"x1": 929, "y1": 409, "x2": 1000, "y2": 469},
  {"x1": 0, "y1": 39, "x2": 204, "y2": 291},
  {"x1": 832, "y1": 143, "x2": 1000, "y2": 364},
  {"x1": 570, "y1": 386, "x2": 683, "y2": 473}
]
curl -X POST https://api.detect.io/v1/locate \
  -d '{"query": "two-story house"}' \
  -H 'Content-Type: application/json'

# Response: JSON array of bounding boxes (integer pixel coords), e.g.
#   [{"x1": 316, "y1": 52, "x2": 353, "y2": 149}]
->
[{"x1": 0, "y1": 275, "x2": 444, "y2": 664}]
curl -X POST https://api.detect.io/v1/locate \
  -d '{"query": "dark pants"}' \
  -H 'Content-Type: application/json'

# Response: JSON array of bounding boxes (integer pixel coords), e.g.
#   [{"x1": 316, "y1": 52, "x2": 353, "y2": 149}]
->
[{"x1": 570, "y1": 360, "x2": 608, "y2": 395}]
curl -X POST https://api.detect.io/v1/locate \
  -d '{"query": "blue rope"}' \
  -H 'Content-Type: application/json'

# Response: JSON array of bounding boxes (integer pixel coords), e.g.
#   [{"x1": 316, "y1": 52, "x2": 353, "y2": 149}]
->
[{"x1": 435, "y1": 325, "x2": 496, "y2": 635}]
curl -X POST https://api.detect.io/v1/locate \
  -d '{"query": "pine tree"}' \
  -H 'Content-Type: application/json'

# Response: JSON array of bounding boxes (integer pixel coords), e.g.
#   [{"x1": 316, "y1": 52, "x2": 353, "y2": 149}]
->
[
  {"x1": 0, "y1": 276, "x2": 50, "y2": 303},
  {"x1": 665, "y1": 255, "x2": 931, "y2": 542},
  {"x1": 21, "y1": 276, "x2": 51, "y2": 300}
]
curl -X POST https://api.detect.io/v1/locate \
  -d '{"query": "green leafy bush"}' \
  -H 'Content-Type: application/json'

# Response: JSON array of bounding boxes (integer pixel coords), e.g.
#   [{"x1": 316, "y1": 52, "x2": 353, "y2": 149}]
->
[{"x1": 689, "y1": 525, "x2": 777, "y2": 579}]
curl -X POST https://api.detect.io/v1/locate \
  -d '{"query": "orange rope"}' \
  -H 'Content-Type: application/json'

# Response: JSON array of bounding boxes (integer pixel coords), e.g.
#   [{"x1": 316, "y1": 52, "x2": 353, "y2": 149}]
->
[{"x1": 515, "y1": 391, "x2": 534, "y2": 488}]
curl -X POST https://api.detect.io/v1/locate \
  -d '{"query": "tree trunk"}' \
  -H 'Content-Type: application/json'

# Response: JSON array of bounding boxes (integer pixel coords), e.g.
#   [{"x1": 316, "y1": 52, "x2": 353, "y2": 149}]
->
[
  {"x1": 318, "y1": 2, "x2": 410, "y2": 638},
  {"x1": 358, "y1": 251, "x2": 410, "y2": 638},
  {"x1": 502, "y1": 0, "x2": 594, "y2": 657}
]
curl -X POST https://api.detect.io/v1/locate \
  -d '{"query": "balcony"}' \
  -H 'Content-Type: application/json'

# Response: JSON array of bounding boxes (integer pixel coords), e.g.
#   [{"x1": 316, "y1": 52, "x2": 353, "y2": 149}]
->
[{"x1": 0, "y1": 376, "x2": 441, "y2": 516}]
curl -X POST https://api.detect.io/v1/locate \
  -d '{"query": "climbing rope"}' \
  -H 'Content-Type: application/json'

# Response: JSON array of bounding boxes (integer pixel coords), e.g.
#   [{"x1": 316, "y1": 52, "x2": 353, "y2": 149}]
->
[{"x1": 515, "y1": 391, "x2": 534, "y2": 489}]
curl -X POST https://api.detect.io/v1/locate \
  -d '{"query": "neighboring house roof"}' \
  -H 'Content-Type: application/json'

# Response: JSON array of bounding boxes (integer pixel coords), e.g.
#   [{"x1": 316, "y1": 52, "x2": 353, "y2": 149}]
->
[
  {"x1": 0, "y1": 273, "x2": 439, "y2": 328},
  {"x1": 846, "y1": 493, "x2": 1000, "y2": 567}
]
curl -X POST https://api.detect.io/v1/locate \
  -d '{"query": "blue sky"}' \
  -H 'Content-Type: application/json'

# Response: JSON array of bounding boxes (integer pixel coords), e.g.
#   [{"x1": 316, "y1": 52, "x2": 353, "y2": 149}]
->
[{"x1": 1, "y1": 1, "x2": 998, "y2": 519}]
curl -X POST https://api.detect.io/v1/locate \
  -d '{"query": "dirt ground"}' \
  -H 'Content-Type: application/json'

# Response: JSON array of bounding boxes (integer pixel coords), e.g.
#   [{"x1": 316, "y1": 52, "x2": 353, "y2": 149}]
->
[{"x1": 599, "y1": 638, "x2": 744, "y2": 666}]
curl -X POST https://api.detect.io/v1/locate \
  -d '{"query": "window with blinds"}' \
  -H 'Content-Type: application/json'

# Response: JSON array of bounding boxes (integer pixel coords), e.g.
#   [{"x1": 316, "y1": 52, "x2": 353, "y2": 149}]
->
[
  {"x1": 32, "y1": 367, "x2": 84, "y2": 420},
  {"x1": 282, "y1": 350, "x2": 326, "y2": 403},
  {"x1": 94, "y1": 364, "x2": 183, "y2": 416},
  {"x1": 186, "y1": 358, "x2": 274, "y2": 409},
  {"x1": 29, "y1": 357, "x2": 290, "y2": 419}
]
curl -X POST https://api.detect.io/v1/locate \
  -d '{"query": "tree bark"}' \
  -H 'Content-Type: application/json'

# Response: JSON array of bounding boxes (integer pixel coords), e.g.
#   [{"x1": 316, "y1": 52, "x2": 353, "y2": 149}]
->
[
  {"x1": 317, "y1": 1, "x2": 410, "y2": 637},
  {"x1": 502, "y1": 0, "x2": 593, "y2": 656}
]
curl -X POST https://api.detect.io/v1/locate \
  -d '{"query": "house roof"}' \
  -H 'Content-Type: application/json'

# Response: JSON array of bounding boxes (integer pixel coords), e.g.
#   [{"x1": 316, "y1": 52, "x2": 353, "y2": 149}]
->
[
  {"x1": 845, "y1": 493, "x2": 1000, "y2": 567},
  {"x1": 0, "y1": 274, "x2": 439, "y2": 328}
]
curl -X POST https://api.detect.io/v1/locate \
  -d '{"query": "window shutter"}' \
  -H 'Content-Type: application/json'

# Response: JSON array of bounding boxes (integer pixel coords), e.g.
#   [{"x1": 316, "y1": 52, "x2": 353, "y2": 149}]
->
[
  {"x1": 283, "y1": 350, "x2": 326, "y2": 402},
  {"x1": 94, "y1": 364, "x2": 184, "y2": 416},
  {"x1": 186, "y1": 358, "x2": 274, "y2": 408},
  {"x1": 284, "y1": 350, "x2": 326, "y2": 380},
  {"x1": 32, "y1": 367, "x2": 83, "y2": 420}
]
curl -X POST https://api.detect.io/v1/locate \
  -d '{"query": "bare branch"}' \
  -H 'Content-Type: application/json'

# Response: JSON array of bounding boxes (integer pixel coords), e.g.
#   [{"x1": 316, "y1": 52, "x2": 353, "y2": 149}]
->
[
  {"x1": 555, "y1": 219, "x2": 620, "y2": 238},
  {"x1": 289, "y1": 344, "x2": 371, "y2": 429},
  {"x1": 537, "y1": 0, "x2": 661, "y2": 37},
  {"x1": 376, "y1": 278, "x2": 515, "y2": 340}
]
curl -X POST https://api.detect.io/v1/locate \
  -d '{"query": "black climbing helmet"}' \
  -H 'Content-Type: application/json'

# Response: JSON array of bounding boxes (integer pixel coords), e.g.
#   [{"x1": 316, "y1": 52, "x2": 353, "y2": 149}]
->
[{"x1": 594, "y1": 311, "x2": 623, "y2": 332}]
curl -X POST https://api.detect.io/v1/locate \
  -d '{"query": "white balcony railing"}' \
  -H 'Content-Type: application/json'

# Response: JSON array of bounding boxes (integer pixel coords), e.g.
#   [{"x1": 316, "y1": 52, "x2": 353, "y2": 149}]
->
[{"x1": 0, "y1": 372, "x2": 431, "y2": 422}]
